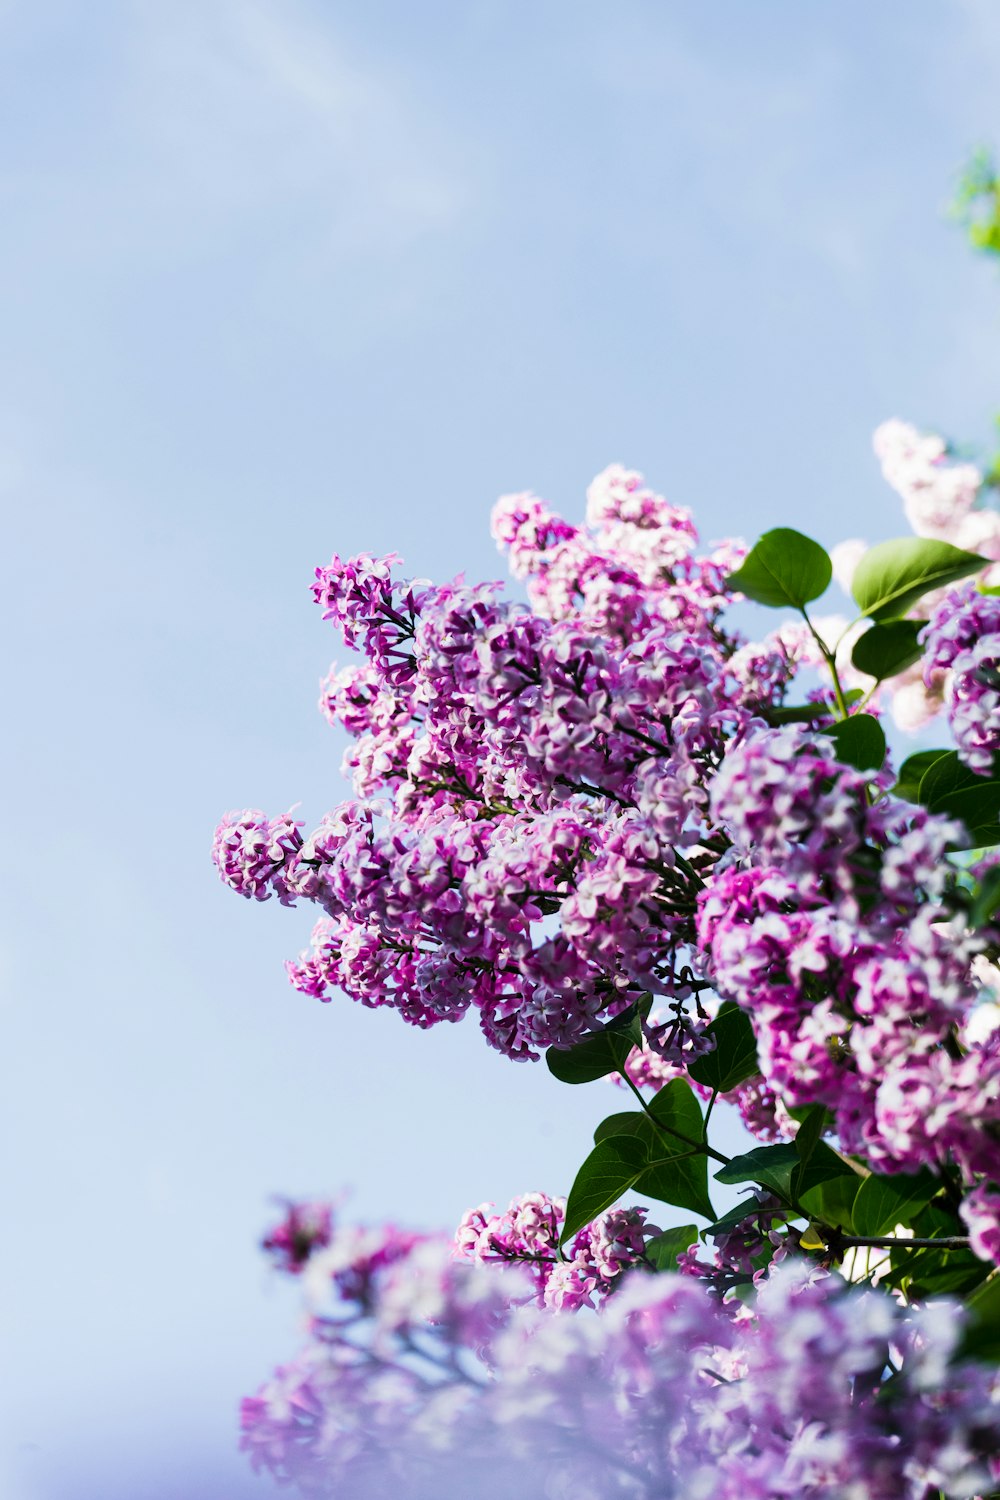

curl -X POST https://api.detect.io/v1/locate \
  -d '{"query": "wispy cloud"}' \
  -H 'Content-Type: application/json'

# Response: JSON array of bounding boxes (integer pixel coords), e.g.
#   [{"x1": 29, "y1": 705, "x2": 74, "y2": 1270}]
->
[{"x1": 2, "y1": 0, "x2": 468, "y2": 267}]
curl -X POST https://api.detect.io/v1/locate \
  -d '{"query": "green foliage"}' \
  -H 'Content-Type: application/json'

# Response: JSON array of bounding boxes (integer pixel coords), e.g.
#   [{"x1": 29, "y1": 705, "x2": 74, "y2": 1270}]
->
[
  {"x1": 644, "y1": 1224, "x2": 700, "y2": 1271},
  {"x1": 851, "y1": 537, "x2": 986, "y2": 620},
  {"x1": 587, "y1": 1086, "x2": 719, "y2": 1224},
  {"x1": 970, "y1": 863, "x2": 1000, "y2": 928},
  {"x1": 798, "y1": 1173, "x2": 861, "y2": 1232},
  {"x1": 546, "y1": 1001, "x2": 647, "y2": 1084},
  {"x1": 850, "y1": 1169, "x2": 938, "y2": 1238},
  {"x1": 881, "y1": 1202, "x2": 989, "y2": 1299},
  {"x1": 893, "y1": 748, "x2": 951, "y2": 803},
  {"x1": 826, "y1": 713, "x2": 886, "y2": 772},
  {"x1": 850, "y1": 619, "x2": 925, "y2": 680},
  {"x1": 960, "y1": 1271, "x2": 1000, "y2": 1362},
  {"x1": 704, "y1": 1198, "x2": 770, "y2": 1241},
  {"x1": 715, "y1": 1144, "x2": 801, "y2": 1199},
  {"x1": 687, "y1": 1003, "x2": 759, "y2": 1093},
  {"x1": 726, "y1": 528, "x2": 831, "y2": 609},
  {"x1": 594, "y1": 1110, "x2": 656, "y2": 1146},
  {"x1": 561, "y1": 1136, "x2": 647, "y2": 1244},
  {"x1": 953, "y1": 148, "x2": 1000, "y2": 258},
  {"x1": 915, "y1": 751, "x2": 1000, "y2": 848}
]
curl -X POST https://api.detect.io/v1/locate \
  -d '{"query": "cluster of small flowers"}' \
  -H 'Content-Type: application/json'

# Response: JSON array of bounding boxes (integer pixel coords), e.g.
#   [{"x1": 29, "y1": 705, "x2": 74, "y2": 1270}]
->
[
  {"x1": 217, "y1": 466, "x2": 795, "y2": 1063},
  {"x1": 455, "y1": 1191, "x2": 657, "y2": 1310},
  {"x1": 922, "y1": 583, "x2": 1000, "y2": 774},
  {"x1": 697, "y1": 724, "x2": 1000, "y2": 1217},
  {"x1": 676, "y1": 1191, "x2": 790, "y2": 1283},
  {"x1": 212, "y1": 809, "x2": 304, "y2": 905},
  {"x1": 873, "y1": 419, "x2": 993, "y2": 550},
  {"x1": 240, "y1": 1203, "x2": 1000, "y2": 1499}
]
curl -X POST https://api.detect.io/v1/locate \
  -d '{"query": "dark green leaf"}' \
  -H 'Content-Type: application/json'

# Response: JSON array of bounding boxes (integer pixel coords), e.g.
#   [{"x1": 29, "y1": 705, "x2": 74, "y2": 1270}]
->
[
  {"x1": 644, "y1": 1225, "x2": 700, "y2": 1271},
  {"x1": 790, "y1": 1105, "x2": 828, "y2": 1195},
  {"x1": 593, "y1": 1111, "x2": 657, "y2": 1147},
  {"x1": 637, "y1": 1154, "x2": 715, "y2": 1222},
  {"x1": 547, "y1": 1025, "x2": 635, "y2": 1085},
  {"x1": 715, "y1": 1144, "x2": 801, "y2": 1199},
  {"x1": 761, "y1": 702, "x2": 832, "y2": 726},
  {"x1": 704, "y1": 1197, "x2": 775, "y2": 1241},
  {"x1": 826, "y1": 713, "x2": 886, "y2": 772},
  {"x1": 971, "y1": 865, "x2": 1000, "y2": 928},
  {"x1": 960, "y1": 1270, "x2": 1000, "y2": 1361},
  {"x1": 880, "y1": 1201, "x2": 988, "y2": 1300},
  {"x1": 851, "y1": 1169, "x2": 939, "y2": 1238},
  {"x1": 795, "y1": 1141, "x2": 860, "y2": 1199},
  {"x1": 798, "y1": 1173, "x2": 861, "y2": 1232},
  {"x1": 646, "y1": 1077, "x2": 705, "y2": 1135},
  {"x1": 561, "y1": 1136, "x2": 647, "y2": 1244},
  {"x1": 851, "y1": 537, "x2": 986, "y2": 620},
  {"x1": 850, "y1": 619, "x2": 926, "y2": 680},
  {"x1": 688, "y1": 1004, "x2": 759, "y2": 1093},
  {"x1": 726, "y1": 529, "x2": 832, "y2": 609},
  {"x1": 893, "y1": 748, "x2": 951, "y2": 804},
  {"x1": 917, "y1": 752, "x2": 1000, "y2": 848}
]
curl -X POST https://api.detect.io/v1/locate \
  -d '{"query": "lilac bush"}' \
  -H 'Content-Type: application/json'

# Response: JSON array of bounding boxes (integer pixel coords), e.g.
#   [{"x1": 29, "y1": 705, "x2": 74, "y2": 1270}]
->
[{"x1": 216, "y1": 440, "x2": 1000, "y2": 1496}]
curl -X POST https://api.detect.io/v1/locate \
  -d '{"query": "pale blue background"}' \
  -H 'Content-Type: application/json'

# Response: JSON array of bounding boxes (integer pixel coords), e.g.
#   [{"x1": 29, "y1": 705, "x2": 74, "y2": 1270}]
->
[{"x1": 3, "y1": 2, "x2": 1000, "y2": 1496}]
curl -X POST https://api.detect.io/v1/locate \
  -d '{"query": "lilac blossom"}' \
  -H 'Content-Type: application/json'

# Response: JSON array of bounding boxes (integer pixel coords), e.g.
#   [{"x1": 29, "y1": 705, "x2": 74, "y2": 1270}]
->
[
  {"x1": 241, "y1": 1206, "x2": 1000, "y2": 1499},
  {"x1": 923, "y1": 584, "x2": 1000, "y2": 774}
]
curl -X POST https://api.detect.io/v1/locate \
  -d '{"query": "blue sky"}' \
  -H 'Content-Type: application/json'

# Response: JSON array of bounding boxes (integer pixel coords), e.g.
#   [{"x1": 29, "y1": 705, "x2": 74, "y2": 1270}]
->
[{"x1": 4, "y1": 2, "x2": 1000, "y2": 1495}]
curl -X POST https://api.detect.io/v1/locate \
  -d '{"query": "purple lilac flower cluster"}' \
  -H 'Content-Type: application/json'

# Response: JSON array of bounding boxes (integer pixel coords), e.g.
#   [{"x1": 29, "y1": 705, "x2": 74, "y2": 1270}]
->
[
  {"x1": 218, "y1": 467, "x2": 786, "y2": 1063},
  {"x1": 240, "y1": 1203, "x2": 1000, "y2": 1500},
  {"x1": 697, "y1": 725, "x2": 1000, "y2": 1200},
  {"x1": 455, "y1": 1191, "x2": 657, "y2": 1310},
  {"x1": 922, "y1": 584, "x2": 1000, "y2": 774}
]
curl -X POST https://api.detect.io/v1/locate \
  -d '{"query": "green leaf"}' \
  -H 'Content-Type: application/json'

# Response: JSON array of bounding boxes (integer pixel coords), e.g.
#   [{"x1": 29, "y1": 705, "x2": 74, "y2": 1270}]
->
[
  {"x1": 726, "y1": 529, "x2": 832, "y2": 609},
  {"x1": 546, "y1": 1023, "x2": 635, "y2": 1085},
  {"x1": 880, "y1": 1201, "x2": 988, "y2": 1299},
  {"x1": 826, "y1": 713, "x2": 886, "y2": 772},
  {"x1": 971, "y1": 864, "x2": 1000, "y2": 928},
  {"x1": 893, "y1": 748, "x2": 951, "y2": 804},
  {"x1": 715, "y1": 1144, "x2": 801, "y2": 1199},
  {"x1": 687, "y1": 1004, "x2": 759, "y2": 1093},
  {"x1": 790, "y1": 1105, "x2": 828, "y2": 1196},
  {"x1": 850, "y1": 620, "x2": 926, "y2": 680},
  {"x1": 960, "y1": 1270, "x2": 1000, "y2": 1361},
  {"x1": 561, "y1": 1136, "x2": 647, "y2": 1244},
  {"x1": 636, "y1": 1154, "x2": 715, "y2": 1222},
  {"x1": 715, "y1": 1139, "x2": 857, "y2": 1209},
  {"x1": 795, "y1": 1141, "x2": 860, "y2": 1200},
  {"x1": 761, "y1": 702, "x2": 832, "y2": 726},
  {"x1": 594, "y1": 1110, "x2": 657, "y2": 1147},
  {"x1": 798, "y1": 1173, "x2": 862, "y2": 1232},
  {"x1": 851, "y1": 537, "x2": 986, "y2": 620},
  {"x1": 917, "y1": 751, "x2": 1000, "y2": 848},
  {"x1": 646, "y1": 1078, "x2": 705, "y2": 1139},
  {"x1": 851, "y1": 1169, "x2": 938, "y2": 1238},
  {"x1": 704, "y1": 1197, "x2": 773, "y2": 1241},
  {"x1": 644, "y1": 1224, "x2": 700, "y2": 1271}
]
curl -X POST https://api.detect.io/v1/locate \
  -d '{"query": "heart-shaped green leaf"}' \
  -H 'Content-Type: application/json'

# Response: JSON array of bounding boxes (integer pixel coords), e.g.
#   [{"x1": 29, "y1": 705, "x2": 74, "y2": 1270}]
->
[
  {"x1": 850, "y1": 619, "x2": 925, "y2": 680},
  {"x1": 726, "y1": 529, "x2": 832, "y2": 609},
  {"x1": 826, "y1": 713, "x2": 886, "y2": 772}
]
